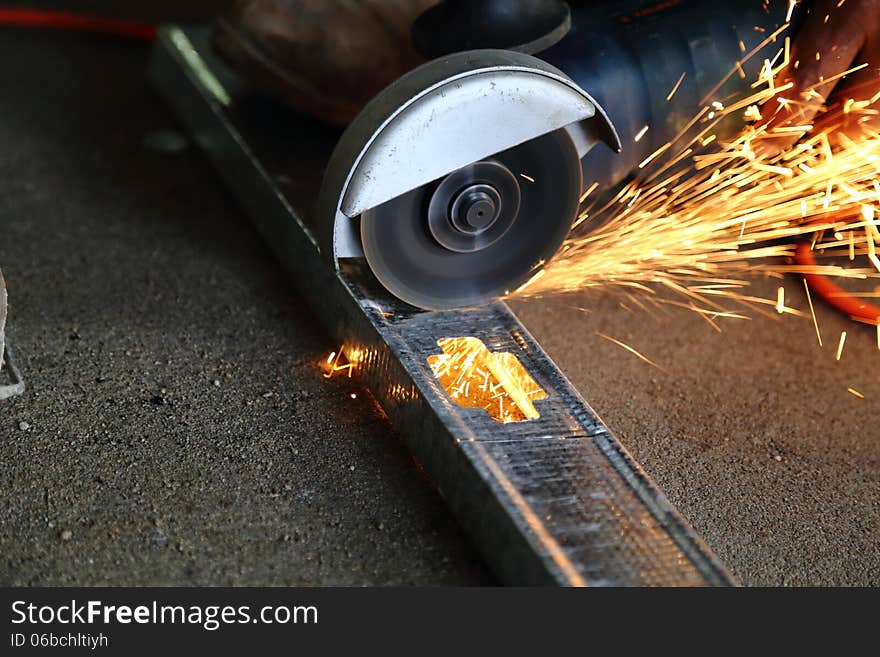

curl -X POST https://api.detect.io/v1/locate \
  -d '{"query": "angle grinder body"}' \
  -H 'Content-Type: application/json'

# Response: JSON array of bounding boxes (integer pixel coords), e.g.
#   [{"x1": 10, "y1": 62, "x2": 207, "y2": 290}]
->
[
  {"x1": 544, "y1": 0, "x2": 801, "y2": 191},
  {"x1": 318, "y1": 0, "x2": 801, "y2": 310}
]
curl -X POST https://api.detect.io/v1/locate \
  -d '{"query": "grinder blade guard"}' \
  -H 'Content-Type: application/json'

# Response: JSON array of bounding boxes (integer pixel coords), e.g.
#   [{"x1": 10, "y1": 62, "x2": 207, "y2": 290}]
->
[{"x1": 318, "y1": 49, "x2": 619, "y2": 310}]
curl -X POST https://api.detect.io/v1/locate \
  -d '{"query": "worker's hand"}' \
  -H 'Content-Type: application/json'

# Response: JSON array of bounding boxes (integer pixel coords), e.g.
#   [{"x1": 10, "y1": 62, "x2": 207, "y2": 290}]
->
[
  {"x1": 213, "y1": 0, "x2": 437, "y2": 124},
  {"x1": 771, "y1": 0, "x2": 880, "y2": 135}
]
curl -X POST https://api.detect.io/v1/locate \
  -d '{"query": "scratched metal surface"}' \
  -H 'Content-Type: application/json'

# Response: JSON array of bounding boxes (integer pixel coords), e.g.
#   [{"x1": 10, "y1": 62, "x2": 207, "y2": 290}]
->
[{"x1": 150, "y1": 26, "x2": 735, "y2": 586}]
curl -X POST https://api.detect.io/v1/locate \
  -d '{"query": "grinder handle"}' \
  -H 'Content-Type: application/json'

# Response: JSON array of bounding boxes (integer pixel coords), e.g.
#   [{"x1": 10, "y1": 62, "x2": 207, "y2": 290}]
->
[{"x1": 413, "y1": 0, "x2": 571, "y2": 57}]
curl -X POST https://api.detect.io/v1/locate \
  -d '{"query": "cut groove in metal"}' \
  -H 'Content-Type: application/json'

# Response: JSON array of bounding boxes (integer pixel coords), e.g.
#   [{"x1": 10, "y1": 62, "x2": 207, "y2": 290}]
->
[{"x1": 427, "y1": 336, "x2": 547, "y2": 423}]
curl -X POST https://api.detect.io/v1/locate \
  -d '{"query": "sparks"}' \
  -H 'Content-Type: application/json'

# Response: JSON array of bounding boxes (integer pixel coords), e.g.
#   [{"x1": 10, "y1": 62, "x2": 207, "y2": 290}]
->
[
  {"x1": 427, "y1": 337, "x2": 547, "y2": 423},
  {"x1": 776, "y1": 286, "x2": 785, "y2": 314},
  {"x1": 803, "y1": 278, "x2": 823, "y2": 346},
  {"x1": 511, "y1": 40, "x2": 880, "y2": 332},
  {"x1": 634, "y1": 124, "x2": 650, "y2": 142},
  {"x1": 836, "y1": 331, "x2": 847, "y2": 361},
  {"x1": 596, "y1": 332, "x2": 664, "y2": 370},
  {"x1": 847, "y1": 387, "x2": 865, "y2": 398},
  {"x1": 666, "y1": 72, "x2": 687, "y2": 102},
  {"x1": 323, "y1": 345, "x2": 356, "y2": 379},
  {"x1": 579, "y1": 181, "x2": 599, "y2": 203}
]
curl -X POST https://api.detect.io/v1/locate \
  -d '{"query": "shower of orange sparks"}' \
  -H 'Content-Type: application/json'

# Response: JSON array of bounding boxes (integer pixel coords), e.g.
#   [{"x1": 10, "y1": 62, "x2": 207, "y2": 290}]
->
[
  {"x1": 511, "y1": 16, "x2": 880, "y2": 333},
  {"x1": 322, "y1": 339, "x2": 550, "y2": 424},
  {"x1": 427, "y1": 337, "x2": 547, "y2": 423}
]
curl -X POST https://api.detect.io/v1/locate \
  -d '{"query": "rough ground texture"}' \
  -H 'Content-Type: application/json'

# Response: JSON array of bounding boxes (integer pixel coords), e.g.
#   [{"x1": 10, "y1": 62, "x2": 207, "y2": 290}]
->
[
  {"x1": 0, "y1": 30, "x2": 490, "y2": 586},
  {"x1": 511, "y1": 287, "x2": 880, "y2": 586}
]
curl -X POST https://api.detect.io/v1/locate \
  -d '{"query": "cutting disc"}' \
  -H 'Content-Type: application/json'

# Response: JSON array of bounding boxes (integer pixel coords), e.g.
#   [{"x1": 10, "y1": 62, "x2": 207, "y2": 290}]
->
[{"x1": 360, "y1": 129, "x2": 581, "y2": 310}]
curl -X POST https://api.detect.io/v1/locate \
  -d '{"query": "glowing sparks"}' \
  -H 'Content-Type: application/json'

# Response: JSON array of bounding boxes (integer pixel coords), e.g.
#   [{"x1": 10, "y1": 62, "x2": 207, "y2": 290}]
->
[
  {"x1": 803, "y1": 278, "x2": 823, "y2": 346},
  {"x1": 639, "y1": 143, "x2": 671, "y2": 169},
  {"x1": 744, "y1": 104, "x2": 762, "y2": 122},
  {"x1": 514, "y1": 268, "x2": 546, "y2": 295},
  {"x1": 666, "y1": 72, "x2": 687, "y2": 102},
  {"x1": 634, "y1": 124, "x2": 650, "y2": 142},
  {"x1": 776, "y1": 286, "x2": 785, "y2": 314},
  {"x1": 596, "y1": 332, "x2": 664, "y2": 370},
  {"x1": 427, "y1": 337, "x2": 547, "y2": 423},
  {"x1": 510, "y1": 32, "x2": 880, "y2": 339},
  {"x1": 520, "y1": 173, "x2": 535, "y2": 183},
  {"x1": 323, "y1": 345, "x2": 357, "y2": 379},
  {"x1": 847, "y1": 387, "x2": 865, "y2": 399},
  {"x1": 836, "y1": 331, "x2": 847, "y2": 361},
  {"x1": 579, "y1": 181, "x2": 599, "y2": 203}
]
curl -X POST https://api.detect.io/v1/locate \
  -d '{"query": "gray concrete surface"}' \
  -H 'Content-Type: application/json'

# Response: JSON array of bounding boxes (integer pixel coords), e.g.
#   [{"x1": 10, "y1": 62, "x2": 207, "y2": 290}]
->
[
  {"x1": 511, "y1": 287, "x2": 880, "y2": 586},
  {"x1": 0, "y1": 30, "x2": 490, "y2": 586}
]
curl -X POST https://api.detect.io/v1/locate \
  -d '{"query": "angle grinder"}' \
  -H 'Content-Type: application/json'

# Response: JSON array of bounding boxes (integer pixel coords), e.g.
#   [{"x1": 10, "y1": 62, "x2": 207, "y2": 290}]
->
[{"x1": 318, "y1": 0, "x2": 801, "y2": 310}]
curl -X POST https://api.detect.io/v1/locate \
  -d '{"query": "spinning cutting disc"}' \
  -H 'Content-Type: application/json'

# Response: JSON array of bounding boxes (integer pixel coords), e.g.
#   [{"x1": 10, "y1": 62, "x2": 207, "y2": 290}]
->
[{"x1": 361, "y1": 129, "x2": 581, "y2": 310}]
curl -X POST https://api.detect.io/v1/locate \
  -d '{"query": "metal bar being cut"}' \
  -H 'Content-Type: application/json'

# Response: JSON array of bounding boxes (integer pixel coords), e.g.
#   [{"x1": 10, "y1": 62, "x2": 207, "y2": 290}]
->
[{"x1": 149, "y1": 26, "x2": 735, "y2": 587}]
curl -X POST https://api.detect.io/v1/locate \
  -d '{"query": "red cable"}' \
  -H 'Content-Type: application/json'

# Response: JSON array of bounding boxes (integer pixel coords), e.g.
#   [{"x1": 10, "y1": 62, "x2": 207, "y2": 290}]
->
[
  {"x1": 795, "y1": 242, "x2": 880, "y2": 324},
  {"x1": 0, "y1": 8, "x2": 155, "y2": 40}
]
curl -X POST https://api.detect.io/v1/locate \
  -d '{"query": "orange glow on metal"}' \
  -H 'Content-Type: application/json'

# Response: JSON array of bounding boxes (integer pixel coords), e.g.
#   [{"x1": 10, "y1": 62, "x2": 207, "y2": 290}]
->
[
  {"x1": 322, "y1": 345, "x2": 358, "y2": 379},
  {"x1": 427, "y1": 337, "x2": 547, "y2": 423}
]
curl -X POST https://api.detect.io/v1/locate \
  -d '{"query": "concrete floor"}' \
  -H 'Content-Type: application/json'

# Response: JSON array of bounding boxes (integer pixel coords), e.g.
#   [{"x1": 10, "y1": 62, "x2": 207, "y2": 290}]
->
[
  {"x1": 1, "y1": 13, "x2": 878, "y2": 586},
  {"x1": 512, "y1": 284, "x2": 880, "y2": 586}
]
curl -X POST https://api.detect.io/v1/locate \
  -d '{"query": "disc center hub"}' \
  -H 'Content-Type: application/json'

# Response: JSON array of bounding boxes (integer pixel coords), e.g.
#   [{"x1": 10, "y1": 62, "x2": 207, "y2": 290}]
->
[
  {"x1": 427, "y1": 160, "x2": 521, "y2": 254},
  {"x1": 450, "y1": 184, "x2": 501, "y2": 233}
]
